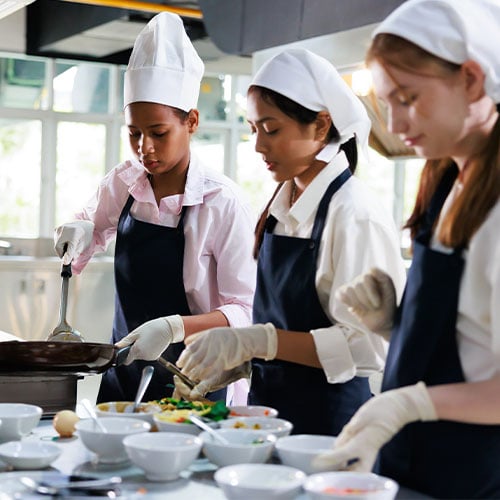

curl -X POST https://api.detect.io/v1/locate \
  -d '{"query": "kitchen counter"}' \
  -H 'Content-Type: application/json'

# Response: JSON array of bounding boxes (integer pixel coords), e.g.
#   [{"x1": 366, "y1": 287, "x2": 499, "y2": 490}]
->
[{"x1": 0, "y1": 418, "x2": 432, "y2": 499}]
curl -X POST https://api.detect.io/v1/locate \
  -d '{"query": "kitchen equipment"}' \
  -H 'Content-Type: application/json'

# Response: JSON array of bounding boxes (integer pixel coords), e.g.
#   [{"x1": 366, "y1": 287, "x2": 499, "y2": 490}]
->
[
  {"x1": 0, "y1": 343, "x2": 130, "y2": 417},
  {"x1": 128, "y1": 365, "x2": 154, "y2": 413},
  {"x1": 0, "y1": 341, "x2": 131, "y2": 375},
  {"x1": 157, "y1": 358, "x2": 196, "y2": 390},
  {"x1": 47, "y1": 259, "x2": 83, "y2": 342},
  {"x1": 20, "y1": 475, "x2": 122, "y2": 496}
]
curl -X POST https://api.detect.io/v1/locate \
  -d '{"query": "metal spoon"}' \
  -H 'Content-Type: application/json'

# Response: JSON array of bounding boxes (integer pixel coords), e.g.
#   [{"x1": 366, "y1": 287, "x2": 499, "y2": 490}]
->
[
  {"x1": 127, "y1": 365, "x2": 154, "y2": 413},
  {"x1": 47, "y1": 256, "x2": 84, "y2": 342},
  {"x1": 81, "y1": 398, "x2": 108, "y2": 433},
  {"x1": 20, "y1": 475, "x2": 121, "y2": 495},
  {"x1": 189, "y1": 413, "x2": 229, "y2": 444}
]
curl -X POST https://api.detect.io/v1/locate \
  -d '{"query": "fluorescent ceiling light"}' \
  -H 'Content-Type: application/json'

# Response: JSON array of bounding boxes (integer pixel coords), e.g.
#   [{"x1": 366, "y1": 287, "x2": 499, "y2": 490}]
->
[{"x1": 0, "y1": 0, "x2": 35, "y2": 20}]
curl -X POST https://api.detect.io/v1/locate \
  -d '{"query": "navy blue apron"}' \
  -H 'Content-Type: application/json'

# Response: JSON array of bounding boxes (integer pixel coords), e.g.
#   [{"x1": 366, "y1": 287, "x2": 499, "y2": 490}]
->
[
  {"x1": 378, "y1": 165, "x2": 500, "y2": 499},
  {"x1": 251, "y1": 169, "x2": 371, "y2": 436},
  {"x1": 97, "y1": 194, "x2": 226, "y2": 403}
]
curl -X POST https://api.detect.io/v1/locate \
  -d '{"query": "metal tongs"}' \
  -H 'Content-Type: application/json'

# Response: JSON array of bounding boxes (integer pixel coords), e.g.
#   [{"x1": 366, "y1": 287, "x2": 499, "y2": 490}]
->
[
  {"x1": 20, "y1": 475, "x2": 122, "y2": 497},
  {"x1": 157, "y1": 358, "x2": 196, "y2": 390}
]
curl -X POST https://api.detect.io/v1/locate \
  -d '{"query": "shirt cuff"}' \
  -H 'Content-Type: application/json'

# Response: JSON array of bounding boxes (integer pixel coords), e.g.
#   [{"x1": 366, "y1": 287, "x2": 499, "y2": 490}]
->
[
  {"x1": 216, "y1": 304, "x2": 253, "y2": 328},
  {"x1": 310, "y1": 326, "x2": 357, "y2": 383}
]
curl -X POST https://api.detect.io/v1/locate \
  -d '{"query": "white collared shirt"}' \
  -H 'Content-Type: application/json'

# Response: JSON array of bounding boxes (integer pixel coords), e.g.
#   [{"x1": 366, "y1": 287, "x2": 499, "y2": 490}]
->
[
  {"x1": 71, "y1": 153, "x2": 257, "y2": 328},
  {"x1": 433, "y1": 185, "x2": 500, "y2": 382},
  {"x1": 268, "y1": 152, "x2": 407, "y2": 383}
]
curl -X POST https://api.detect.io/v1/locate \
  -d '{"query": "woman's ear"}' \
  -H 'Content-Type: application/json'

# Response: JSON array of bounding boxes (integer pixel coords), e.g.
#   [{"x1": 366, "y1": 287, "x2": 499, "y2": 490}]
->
[
  {"x1": 187, "y1": 109, "x2": 199, "y2": 133},
  {"x1": 461, "y1": 60, "x2": 486, "y2": 103},
  {"x1": 314, "y1": 111, "x2": 332, "y2": 142}
]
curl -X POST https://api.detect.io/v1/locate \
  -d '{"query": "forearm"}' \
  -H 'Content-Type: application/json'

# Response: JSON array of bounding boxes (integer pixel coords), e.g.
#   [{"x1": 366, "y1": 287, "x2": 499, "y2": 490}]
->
[
  {"x1": 429, "y1": 373, "x2": 500, "y2": 425},
  {"x1": 275, "y1": 329, "x2": 322, "y2": 368},
  {"x1": 182, "y1": 310, "x2": 229, "y2": 338}
]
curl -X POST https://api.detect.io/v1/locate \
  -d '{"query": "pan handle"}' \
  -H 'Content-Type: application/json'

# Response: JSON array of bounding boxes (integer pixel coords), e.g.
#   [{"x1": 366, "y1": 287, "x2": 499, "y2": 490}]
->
[{"x1": 113, "y1": 345, "x2": 132, "y2": 367}]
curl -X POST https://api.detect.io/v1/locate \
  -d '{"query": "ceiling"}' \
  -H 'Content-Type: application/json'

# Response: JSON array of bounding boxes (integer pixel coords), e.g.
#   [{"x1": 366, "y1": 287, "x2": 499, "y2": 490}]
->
[{"x1": 22, "y1": 0, "x2": 415, "y2": 158}]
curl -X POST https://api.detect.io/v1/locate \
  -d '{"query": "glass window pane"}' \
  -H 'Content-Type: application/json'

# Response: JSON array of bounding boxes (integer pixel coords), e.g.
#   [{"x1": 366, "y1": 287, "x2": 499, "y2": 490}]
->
[
  {"x1": 54, "y1": 62, "x2": 110, "y2": 113},
  {"x1": 198, "y1": 75, "x2": 229, "y2": 122},
  {"x1": 55, "y1": 122, "x2": 106, "y2": 225},
  {"x1": 234, "y1": 75, "x2": 251, "y2": 124},
  {"x1": 0, "y1": 119, "x2": 41, "y2": 237},
  {"x1": 237, "y1": 132, "x2": 276, "y2": 213},
  {"x1": 356, "y1": 147, "x2": 395, "y2": 216},
  {"x1": 0, "y1": 56, "x2": 47, "y2": 109},
  {"x1": 192, "y1": 130, "x2": 225, "y2": 174}
]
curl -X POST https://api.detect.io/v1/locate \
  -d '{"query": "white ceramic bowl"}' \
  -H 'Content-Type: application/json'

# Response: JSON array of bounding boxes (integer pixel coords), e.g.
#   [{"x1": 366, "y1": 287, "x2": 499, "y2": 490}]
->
[
  {"x1": 123, "y1": 431, "x2": 202, "y2": 481},
  {"x1": 200, "y1": 428, "x2": 276, "y2": 467},
  {"x1": 219, "y1": 416, "x2": 293, "y2": 438},
  {"x1": 215, "y1": 463, "x2": 306, "y2": 500},
  {"x1": 153, "y1": 413, "x2": 218, "y2": 436},
  {"x1": 275, "y1": 434, "x2": 336, "y2": 474},
  {"x1": 303, "y1": 472, "x2": 399, "y2": 500},
  {"x1": 228, "y1": 405, "x2": 278, "y2": 418},
  {"x1": 0, "y1": 441, "x2": 61, "y2": 470},
  {"x1": 0, "y1": 404, "x2": 43, "y2": 443},
  {"x1": 95, "y1": 401, "x2": 161, "y2": 428},
  {"x1": 75, "y1": 416, "x2": 151, "y2": 464}
]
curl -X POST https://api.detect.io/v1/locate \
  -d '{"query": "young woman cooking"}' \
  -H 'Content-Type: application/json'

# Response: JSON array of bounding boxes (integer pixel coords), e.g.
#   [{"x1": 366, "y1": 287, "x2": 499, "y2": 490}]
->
[
  {"x1": 53, "y1": 12, "x2": 256, "y2": 403},
  {"x1": 314, "y1": 0, "x2": 500, "y2": 497},
  {"x1": 173, "y1": 48, "x2": 407, "y2": 436}
]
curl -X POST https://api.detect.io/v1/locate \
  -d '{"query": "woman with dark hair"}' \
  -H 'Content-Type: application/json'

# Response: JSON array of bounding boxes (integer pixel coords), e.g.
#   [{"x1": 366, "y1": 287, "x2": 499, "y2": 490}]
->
[
  {"x1": 175, "y1": 48, "x2": 406, "y2": 436},
  {"x1": 315, "y1": 0, "x2": 500, "y2": 497}
]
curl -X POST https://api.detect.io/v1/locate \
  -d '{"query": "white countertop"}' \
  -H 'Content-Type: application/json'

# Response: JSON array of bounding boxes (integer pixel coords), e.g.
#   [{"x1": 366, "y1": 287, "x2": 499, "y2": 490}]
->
[{"x1": 0, "y1": 418, "x2": 431, "y2": 500}]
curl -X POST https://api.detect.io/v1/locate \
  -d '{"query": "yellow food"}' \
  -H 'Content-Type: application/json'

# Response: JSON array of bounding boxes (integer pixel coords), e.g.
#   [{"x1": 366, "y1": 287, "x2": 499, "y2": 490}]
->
[
  {"x1": 155, "y1": 408, "x2": 211, "y2": 424},
  {"x1": 232, "y1": 420, "x2": 262, "y2": 430},
  {"x1": 53, "y1": 409, "x2": 80, "y2": 438}
]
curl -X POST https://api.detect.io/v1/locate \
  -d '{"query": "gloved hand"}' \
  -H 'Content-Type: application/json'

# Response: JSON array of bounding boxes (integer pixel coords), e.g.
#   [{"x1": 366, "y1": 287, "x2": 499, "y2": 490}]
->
[
  {"x1": 312, "y1": 382, "x2": 437, "y2": 472},
  {"x1": 336, "y1": 268, "x2": 397, "y2": 341},
  {"x1": 177, "y1": 323, "x2": 277, "y2": 382},
  {"x1": 115, "y1": 315, "x2": 185, "y2": 365},
  {"x1": 54, "y1": 220, "x2": 95, "y2": 265},
  {"x1": 173, "y1": 362, "x2": 251, "y2": 401}
]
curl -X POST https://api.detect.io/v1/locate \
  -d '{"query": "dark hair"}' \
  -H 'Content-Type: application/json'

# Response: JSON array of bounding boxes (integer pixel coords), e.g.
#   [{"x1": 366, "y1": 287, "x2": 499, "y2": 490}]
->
[
  {"x1": 250, "y1": 85, "x2": 359, "y2": 258},
  {"x1": 171, "y1": 107, "x2": 190, "y2": 122},
  {"x1": 368, "y1": 34, "x2": 500, "y2": 248}
]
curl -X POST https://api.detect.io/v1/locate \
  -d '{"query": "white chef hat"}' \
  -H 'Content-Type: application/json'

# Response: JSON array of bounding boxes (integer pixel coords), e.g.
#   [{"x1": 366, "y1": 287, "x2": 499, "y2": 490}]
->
[
  {"x1": 373, "y1": 0, "x2": 500, "y2": 103},
  {"x1": 251, "y1": 48, "x2": 371, "y2": 163},
  {"x1": 124, "y1": 12, "x2": 204, "y2": 111}
]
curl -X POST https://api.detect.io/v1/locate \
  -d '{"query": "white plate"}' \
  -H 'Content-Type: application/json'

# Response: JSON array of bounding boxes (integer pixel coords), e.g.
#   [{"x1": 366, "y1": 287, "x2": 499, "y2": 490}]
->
[{"x1": 0, "y1": 441, "x2": 61, "y2": 470}]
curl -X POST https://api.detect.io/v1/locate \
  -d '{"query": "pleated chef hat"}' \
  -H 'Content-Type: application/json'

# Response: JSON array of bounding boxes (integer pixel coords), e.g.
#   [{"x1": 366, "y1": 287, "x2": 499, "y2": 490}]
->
[
  {"x1": 124, "y1": 12, "x2": 204, "y2": 111},
  {"x1": 251, "y1": 48, "x2": 371, "y2": 163},
  {"x1": 373, "y1": 0, "x2": 500, "y2": 103}
]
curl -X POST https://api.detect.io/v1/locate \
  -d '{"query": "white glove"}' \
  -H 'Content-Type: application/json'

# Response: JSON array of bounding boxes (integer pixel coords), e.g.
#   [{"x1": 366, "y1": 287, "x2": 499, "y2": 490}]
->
[
  {"x1": 115, "y1": 315, "x2": 185, "y2": 365},
  {"x1": 177, "y1": 323, "x2": 277, "y2": 382},
  {"x1": 312, "y1": 382, "x2": 437, "y2": 472},
  {"x1": 336, "y1": 268, "x2": 397, "y2": 341},
  {"x1": 173, "y1": 362, "x2": 251, "y2": 401},
  {"x1": 54, "y1": 220, "x2": 95, "y2": 265}
]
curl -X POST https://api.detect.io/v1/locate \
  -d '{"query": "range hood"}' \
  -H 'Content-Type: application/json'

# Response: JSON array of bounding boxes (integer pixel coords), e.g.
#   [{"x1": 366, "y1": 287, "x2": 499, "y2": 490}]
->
[{"x1": 26, "y1": 0, "x2": 406, "y2": 64}]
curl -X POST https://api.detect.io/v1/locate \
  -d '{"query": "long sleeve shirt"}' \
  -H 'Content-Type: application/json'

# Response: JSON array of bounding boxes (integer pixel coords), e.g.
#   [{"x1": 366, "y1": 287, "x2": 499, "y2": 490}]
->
[
  {"x1": 71, "y1": 154, "x2": 257, "y2": 328},
  {"x1": 268, "y1": 152, "x2": 407, "y2": 383}
]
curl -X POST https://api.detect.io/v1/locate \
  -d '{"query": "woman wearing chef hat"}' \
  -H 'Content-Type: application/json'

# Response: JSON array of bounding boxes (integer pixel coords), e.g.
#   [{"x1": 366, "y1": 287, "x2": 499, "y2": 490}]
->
[
  {"x1": 313, "y1": 0, "x2": 500, "y2": 497},
  {"x1": 53, "y1": 12, "x2": 256, "y2": 403},
  {"x1": 174, "y1": 48, "x2": 406, "y2": 436}
]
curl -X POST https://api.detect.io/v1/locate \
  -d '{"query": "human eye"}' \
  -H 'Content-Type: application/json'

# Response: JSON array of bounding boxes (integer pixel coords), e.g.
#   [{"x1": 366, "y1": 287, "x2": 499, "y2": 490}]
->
[
  {"x1": 264, "y1": 128, "x2": 278, "y2": 135},
  {"x1": 396, "y1": 92, "x2": 417, "y2": 106}
]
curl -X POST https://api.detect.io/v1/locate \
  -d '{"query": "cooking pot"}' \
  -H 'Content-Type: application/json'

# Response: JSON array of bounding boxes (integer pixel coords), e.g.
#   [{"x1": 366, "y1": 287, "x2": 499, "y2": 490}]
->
[{"x1": 0, "y1": 341, "x2": 130, "y2": 375}]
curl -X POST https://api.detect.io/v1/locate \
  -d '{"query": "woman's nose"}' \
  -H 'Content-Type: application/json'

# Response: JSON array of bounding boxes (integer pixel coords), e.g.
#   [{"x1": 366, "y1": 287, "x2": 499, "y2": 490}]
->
[
  {"x1": 138, "y1": 137, "x2": 154, "y2": 155},
  {"x1": 254, "y1": 133, "x2": 267, "y2": 154},
  {"x1": 387, "y1": 106, "x2": 408, "y2": 135}
]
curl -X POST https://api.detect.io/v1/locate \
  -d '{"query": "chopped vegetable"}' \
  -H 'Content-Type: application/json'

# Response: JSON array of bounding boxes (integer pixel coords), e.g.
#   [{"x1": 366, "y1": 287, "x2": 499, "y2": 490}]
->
[{"x1": 151, "y1": 397, "x2": 229, "y2": 423}]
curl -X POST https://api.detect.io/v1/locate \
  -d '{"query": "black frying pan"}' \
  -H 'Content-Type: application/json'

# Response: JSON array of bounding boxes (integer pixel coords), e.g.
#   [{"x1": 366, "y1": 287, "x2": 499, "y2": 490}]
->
[{"x1": 0, "y1": 341, "x2": 130, "y2": 375}]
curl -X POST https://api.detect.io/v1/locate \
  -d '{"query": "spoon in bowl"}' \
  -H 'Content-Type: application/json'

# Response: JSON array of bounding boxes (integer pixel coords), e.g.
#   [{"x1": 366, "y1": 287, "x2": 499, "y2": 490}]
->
[
  {"x1": 189, "y1": 414, "x2": 229, "y2": 445},
  {"x1": 127, "y1": 365, "x2": 154, "y2": 413},
  {"x1": 81, "y1": 398, "x2": 107, "y2": 433}
]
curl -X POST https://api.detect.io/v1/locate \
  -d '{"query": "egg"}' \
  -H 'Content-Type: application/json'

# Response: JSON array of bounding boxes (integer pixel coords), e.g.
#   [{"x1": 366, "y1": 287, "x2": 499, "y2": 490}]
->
[{"x1": 53, "y1": 409, "x2": 80, "y2": 438}]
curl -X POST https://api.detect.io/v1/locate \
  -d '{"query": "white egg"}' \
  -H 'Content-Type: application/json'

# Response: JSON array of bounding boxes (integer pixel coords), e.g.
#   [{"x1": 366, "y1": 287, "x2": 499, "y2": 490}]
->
[{"x1": 53, "y1": 409, "x2": 80, "y2": 438}]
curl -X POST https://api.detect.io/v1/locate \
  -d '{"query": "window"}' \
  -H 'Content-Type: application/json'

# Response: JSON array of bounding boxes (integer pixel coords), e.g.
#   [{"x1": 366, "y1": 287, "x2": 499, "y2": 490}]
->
[{"x1": 0, "y1": 51, "x2": 419, "y2": 256}]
